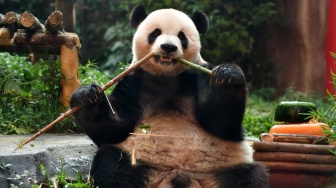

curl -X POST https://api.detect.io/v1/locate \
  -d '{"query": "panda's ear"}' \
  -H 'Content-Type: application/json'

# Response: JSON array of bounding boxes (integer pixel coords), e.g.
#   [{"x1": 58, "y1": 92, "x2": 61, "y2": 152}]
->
[
  {"x1": 130, "y1": 5, "x2": 148, "y2": 28},
  {"x1": 192, "y1": 11, "x2": 209, "y2": 34}
]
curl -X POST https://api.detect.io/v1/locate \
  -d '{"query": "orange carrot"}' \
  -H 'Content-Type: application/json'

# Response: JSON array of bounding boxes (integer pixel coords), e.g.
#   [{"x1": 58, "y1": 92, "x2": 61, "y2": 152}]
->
[{"x1": 269, "y1": 122, "x2": 330, "y2": 136}]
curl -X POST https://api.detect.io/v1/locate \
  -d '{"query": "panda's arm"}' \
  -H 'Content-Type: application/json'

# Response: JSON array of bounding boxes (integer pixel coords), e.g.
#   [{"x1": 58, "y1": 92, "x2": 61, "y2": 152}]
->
[
  {"x1": 70, "y1": 74, "x2": 142, "y2": 146},
  {"x1": 195, "y1": 64, "x2": 247, "y2": 141}
]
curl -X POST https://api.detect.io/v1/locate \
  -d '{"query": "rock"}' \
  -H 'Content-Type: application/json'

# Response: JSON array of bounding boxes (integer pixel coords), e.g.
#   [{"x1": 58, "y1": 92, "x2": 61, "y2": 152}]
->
[{"x1": 0, "y1": 134, "x2": 96, "y2": 188}]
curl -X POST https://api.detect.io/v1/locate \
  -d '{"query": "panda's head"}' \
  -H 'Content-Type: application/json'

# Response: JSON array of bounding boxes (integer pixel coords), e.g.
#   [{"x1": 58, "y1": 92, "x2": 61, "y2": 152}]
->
[{"x1": 130, "y1": 5, "x2": 209, "y2": 76}]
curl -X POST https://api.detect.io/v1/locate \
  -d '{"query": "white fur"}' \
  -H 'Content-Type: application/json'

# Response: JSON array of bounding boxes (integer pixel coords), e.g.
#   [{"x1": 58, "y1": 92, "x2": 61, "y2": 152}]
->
[{"x1": 131, "y1": 8, "x2": 208, "y2": 76}]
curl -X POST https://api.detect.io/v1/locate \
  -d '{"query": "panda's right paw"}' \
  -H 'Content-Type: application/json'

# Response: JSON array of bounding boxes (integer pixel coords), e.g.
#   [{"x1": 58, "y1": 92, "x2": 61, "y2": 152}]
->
[{"x1": 70, "y1": 84, "x2": 103, "y2": 108}]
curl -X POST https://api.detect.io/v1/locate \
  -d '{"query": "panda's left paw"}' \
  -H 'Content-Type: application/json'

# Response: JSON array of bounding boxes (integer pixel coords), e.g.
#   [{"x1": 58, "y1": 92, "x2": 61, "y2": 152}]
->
[{"x1": 211, "y1": 64, "x2": 245, "y2": 87}]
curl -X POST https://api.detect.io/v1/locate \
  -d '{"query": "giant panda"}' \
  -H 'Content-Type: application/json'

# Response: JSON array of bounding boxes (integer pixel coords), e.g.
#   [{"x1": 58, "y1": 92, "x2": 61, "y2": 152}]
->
[{"x1": 70, "y1": 5, "x2": 269, "y2": 188}]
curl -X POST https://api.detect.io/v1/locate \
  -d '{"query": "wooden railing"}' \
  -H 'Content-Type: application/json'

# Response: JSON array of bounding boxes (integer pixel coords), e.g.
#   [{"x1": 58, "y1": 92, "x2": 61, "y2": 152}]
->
[{"x1": 0, "y1": 11, "x2": 80, "y2": 107}]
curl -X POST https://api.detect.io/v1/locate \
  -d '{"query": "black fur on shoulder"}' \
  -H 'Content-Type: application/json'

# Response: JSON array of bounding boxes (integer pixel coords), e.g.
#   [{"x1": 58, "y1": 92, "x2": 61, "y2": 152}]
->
[
  {"x1": 130, "y1": 5, "x2": 147, "y2": 28},
  {"x1": 91, "y1": 145, "x2": 150, "y2": 188}
]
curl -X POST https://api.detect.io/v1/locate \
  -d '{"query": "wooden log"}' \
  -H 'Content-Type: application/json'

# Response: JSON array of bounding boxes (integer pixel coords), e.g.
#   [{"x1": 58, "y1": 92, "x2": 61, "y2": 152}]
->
[
  {"x1": 261, "y1": 161, "x2": 336, "y2": 173},
  {"x1": 253, "y1": 141, "x2": 336, "y2": 155},
  {"x1": 0, "y1": 28, "x2": 11, "y2": 45},
  {"x1": 19, "y1": 11, "x2": 45, "y2": 32},
  {"x1": 254, "y1": 151, "x2": 336, "y2": 164},
  {"x1": 4, "y1": 12, "x2": 21, "y2": 37},
  {"x1": 273, "y1": 133, "x2": 328, "y2": 144},
  {"x1": 45, "y1": 11, "x2": 64, "y2": 34},
  {"x1": 259, "y1": 133, "x2": 273, "y2": 142},
  {"x1": 259, "y1": 133, "x2": 329, "y2": 144},
  {"x1": 0, "y1": 28, "x2": 79, "y2": 55}
]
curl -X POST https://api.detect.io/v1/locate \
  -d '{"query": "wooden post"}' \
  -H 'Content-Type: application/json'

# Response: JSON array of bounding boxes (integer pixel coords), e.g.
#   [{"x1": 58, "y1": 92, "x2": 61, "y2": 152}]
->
[{"x1": 60, "y1": 44, "x2": 80, "y2": 107}]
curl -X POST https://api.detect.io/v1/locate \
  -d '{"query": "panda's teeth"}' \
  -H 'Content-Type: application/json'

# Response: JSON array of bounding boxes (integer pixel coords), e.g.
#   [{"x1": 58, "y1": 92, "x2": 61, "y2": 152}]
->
[{"x1": 160, "y1": 56, "x2": 172, "y2": 61}]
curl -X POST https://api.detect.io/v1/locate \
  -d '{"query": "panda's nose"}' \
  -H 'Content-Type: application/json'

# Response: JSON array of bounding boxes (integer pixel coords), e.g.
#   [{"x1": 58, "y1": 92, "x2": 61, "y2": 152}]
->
[{"x1": 160, "y1": 44, "x2": 177, "y2": 53}]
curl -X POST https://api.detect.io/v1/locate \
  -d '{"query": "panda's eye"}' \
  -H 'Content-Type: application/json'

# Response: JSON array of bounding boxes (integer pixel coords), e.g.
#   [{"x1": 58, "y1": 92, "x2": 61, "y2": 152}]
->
[
  {"x1": 148, "y1": 28, "x2": 161, "y2": 44},
  {"x1": 178, "y1": 31, "x2": 188, "y2": 49},
  {"x1": 153, "y1": 29, "x2": 161, "y2": 36}
]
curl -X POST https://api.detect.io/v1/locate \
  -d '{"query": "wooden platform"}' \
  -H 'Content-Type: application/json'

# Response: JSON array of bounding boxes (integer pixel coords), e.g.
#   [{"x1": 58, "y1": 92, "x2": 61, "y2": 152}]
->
[{"x1": 253, "y1": 142, "x2": 336, "y2": 188}]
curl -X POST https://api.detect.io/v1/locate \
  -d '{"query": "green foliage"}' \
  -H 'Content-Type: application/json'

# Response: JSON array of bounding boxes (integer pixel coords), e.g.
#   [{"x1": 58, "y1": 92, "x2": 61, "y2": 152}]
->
[
  {"x1": 244, "y1": 89, "x2": 277, "y2": 137},
  {"x1": 36, "y1": 158, "x2": 95, "y2": 188},
  {"x1": 243, "y1": 87, "x2": 331, "y2": 138},
  {"x1": 303, "y1": 69, "x2": 336, "y2": 143},
  {"x1": 0, "y1": 53, "x2": 77, "y2": 134}
]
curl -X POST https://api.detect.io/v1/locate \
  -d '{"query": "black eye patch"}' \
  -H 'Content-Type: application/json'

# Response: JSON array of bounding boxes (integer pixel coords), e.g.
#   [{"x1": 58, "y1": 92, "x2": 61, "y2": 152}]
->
[
  {"x1": 148, "y1": 28, "x2": 161, "y2": 44},
  {"x1": 178, "y1": 31, "x2": 188, "y2": 49}
]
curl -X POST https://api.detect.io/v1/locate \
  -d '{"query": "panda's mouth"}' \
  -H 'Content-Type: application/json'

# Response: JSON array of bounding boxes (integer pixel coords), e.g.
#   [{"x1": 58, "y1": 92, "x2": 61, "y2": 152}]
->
[{"x1": 155, "y1": 55, "x2": 177, "y2": 65}]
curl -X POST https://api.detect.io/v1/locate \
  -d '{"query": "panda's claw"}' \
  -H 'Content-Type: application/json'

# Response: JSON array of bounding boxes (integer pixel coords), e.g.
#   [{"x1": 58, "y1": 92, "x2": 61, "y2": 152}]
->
[
  {"x1": 70, "y1": 84, "x2": 103, "y2": 108},
  {"x1": 211, "y1": 64, "x2": 245, "y2": 87}
]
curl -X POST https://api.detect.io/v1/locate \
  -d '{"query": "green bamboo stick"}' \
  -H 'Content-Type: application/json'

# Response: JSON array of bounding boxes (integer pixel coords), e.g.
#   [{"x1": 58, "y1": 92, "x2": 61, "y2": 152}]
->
[{"x1": 176, "y1": 58, "x2": 212, "y2": 75}]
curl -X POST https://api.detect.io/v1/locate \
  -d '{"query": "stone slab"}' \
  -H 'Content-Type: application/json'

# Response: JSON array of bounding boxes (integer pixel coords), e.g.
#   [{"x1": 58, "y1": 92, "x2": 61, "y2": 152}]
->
[{"x1": 0, "y1": 134, "x2": 96, "y2": 188}]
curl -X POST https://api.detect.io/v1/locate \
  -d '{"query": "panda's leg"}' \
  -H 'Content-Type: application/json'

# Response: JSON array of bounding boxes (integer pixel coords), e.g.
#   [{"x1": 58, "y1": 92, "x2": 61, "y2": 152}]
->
[
  {"x1": 90, "y1": 145, "x2": 150, "y2": 188},
  {"x1": 215, "y1": 163, "x2": 269, "y2": 188}
]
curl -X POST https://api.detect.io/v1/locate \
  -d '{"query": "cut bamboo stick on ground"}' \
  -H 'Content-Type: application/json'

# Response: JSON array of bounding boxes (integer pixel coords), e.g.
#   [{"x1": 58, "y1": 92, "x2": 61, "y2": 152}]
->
[{"x1": 22, "y1": 52, "x2": 156, "y2": 146}]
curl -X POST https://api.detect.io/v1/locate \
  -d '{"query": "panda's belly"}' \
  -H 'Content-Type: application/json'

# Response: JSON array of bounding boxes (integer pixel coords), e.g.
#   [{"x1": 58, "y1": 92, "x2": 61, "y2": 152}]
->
[{"x1": 116, "y1": 112, "x2": 253, "y2": 172}]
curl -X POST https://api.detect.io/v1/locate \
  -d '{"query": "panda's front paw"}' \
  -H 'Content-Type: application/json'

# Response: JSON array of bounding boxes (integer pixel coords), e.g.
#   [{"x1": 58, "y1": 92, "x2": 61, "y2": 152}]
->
[
  {"x1": 211, "y1": 64, "x2": 245, "y2": 88},
  {"x1": 70, "y1": 84, "x2": 103, "y2": 108}
]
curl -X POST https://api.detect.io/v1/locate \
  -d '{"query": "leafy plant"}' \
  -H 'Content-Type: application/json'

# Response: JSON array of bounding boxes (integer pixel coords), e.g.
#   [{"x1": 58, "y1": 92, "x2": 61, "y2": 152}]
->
[
  {"x1": 34, "y1": 157, "x2": 94, "y2": 188},
  {"x1": 0, "y1": 52, "x2": 75, "y2": 134}
]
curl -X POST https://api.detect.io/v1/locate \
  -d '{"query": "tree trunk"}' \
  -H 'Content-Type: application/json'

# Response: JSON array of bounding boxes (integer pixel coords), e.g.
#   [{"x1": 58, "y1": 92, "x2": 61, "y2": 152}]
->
[
  {"x1": 55, "y1": 0, "x2": 76, "y2": 32},
  {"x1": 268, "y1": 0, "x2": 328, "y2": 94}
]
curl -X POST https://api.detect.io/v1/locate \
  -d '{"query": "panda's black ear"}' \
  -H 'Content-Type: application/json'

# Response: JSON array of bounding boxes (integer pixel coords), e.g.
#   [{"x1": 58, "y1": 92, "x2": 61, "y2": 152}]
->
[
  {"x1": 192, "y1": 11, "x2": 208, "y2": 34},
  {"x1": 130, "y1": 5, "x2": 148, "y2": 28}
]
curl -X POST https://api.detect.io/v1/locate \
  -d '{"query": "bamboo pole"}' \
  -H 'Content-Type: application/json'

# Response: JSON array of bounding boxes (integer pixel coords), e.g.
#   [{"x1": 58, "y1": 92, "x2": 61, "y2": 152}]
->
[
  {"x1": 176, "y1": 58, "x2": 212, "y2": 75},
  {"x1": 22, "y1": 52, "x2": 156, "y2": 146}
]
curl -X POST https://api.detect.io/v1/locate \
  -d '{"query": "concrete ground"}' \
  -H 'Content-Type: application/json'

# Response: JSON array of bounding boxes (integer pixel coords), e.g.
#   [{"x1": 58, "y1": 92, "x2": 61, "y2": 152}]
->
[{"x1": 0, "y1": 134, "x2": 96, "y2": 188}]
